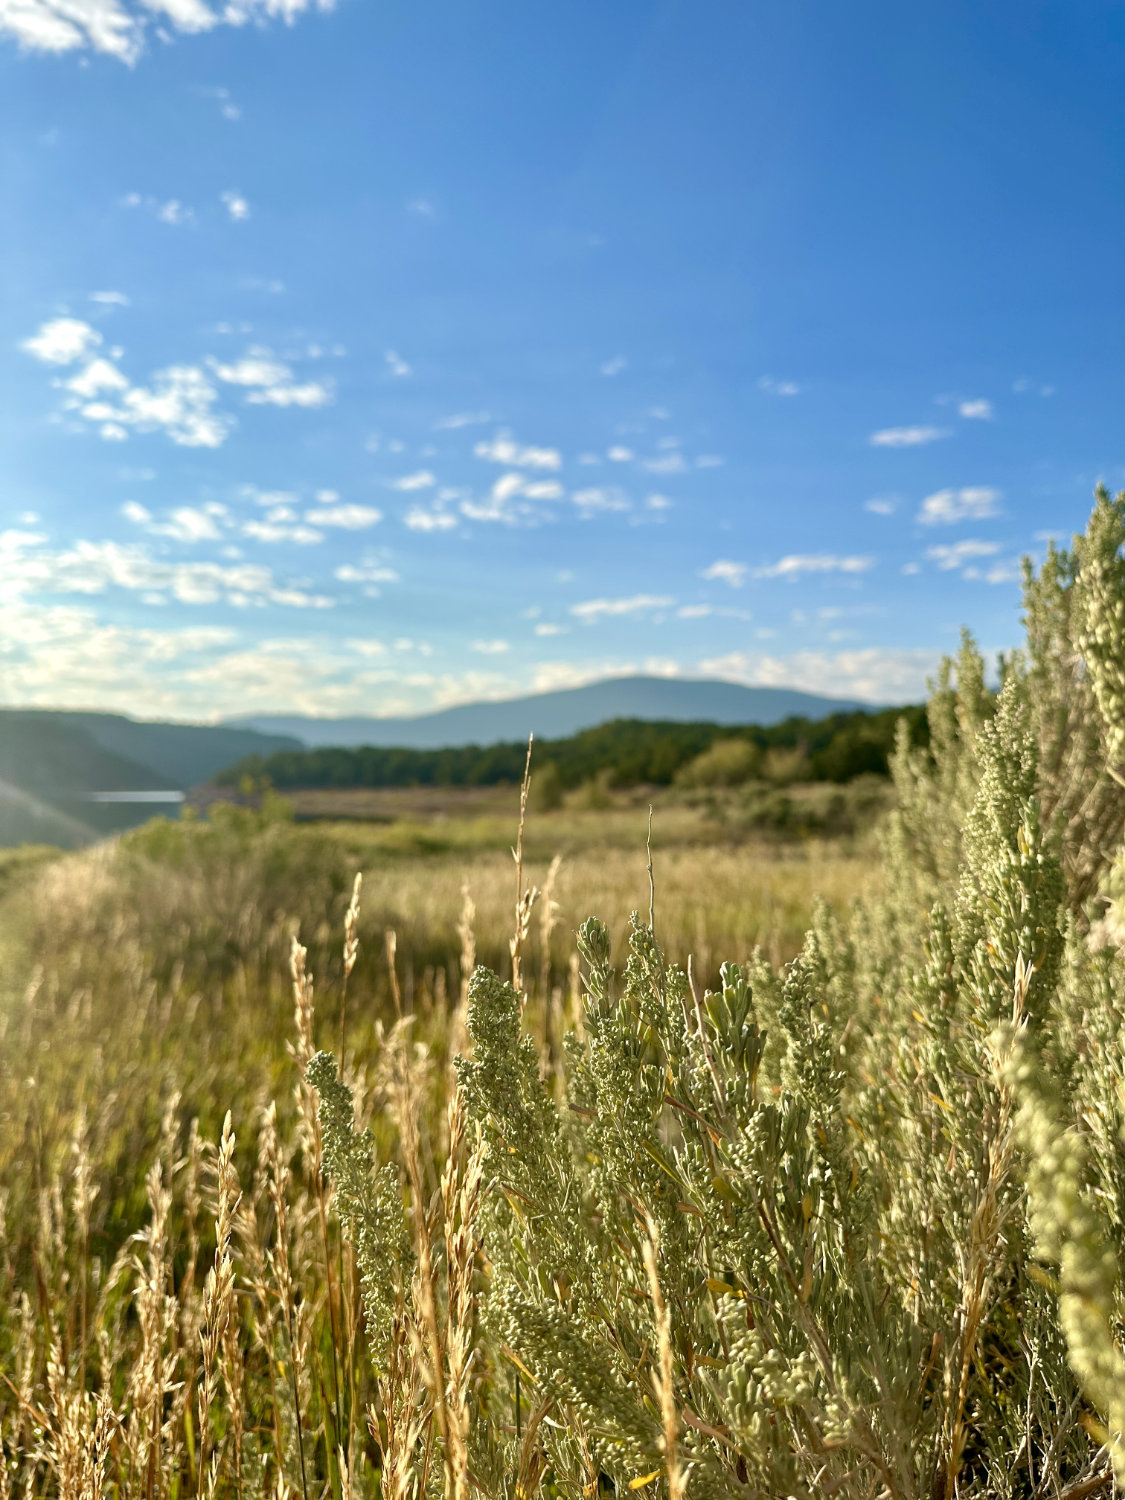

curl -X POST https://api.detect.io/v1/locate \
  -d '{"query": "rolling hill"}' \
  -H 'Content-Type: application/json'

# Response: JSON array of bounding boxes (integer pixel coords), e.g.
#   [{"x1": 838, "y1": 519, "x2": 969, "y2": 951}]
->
[
  {"x1": 0, "y1": 711, "x2": 302, "y2": 847},
  {"x1": 223, "y1": 676, "x2": 867, "y2": 749}
]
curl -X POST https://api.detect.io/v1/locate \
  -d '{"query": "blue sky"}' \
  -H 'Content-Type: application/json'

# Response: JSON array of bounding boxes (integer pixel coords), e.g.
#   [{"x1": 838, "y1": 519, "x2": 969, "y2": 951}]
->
[{"x1": 2, "y1": 0, "x2": 1124, "y2": 720}]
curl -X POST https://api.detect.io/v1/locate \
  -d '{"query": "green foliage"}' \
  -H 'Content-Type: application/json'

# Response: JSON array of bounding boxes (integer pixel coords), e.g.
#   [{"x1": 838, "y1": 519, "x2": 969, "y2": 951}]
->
[
  {"x1": 431, "y1": 489, "x2": 1125, "y2": 1496},
  {"x1": 219, "y1": 704, "x2": 929, "y2": 793},
  {"x1": 8, "y1": 485, "x2": 1125, "y2": 1498},
  {"x1": 675, "y1": 737, "x2": 762, "y2": 787}
]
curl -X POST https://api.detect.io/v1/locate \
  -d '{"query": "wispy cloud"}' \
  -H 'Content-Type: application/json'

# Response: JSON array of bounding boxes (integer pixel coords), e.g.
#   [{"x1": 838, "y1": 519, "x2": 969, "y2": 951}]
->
[
  {"x1": 600, "y1": 356, "x2": 626, "y2": 376},
  {"x1": 571, "y1": 487, "x2": 629, "y2": 514},
  {"x1": 754, "y1": 554, "x2": 873, "y2": 580},
  {"x1": 958, "y1": 398, "x2": 993, "y2": 420},
  {"x1": 869, "y1": 425, "x2": 949, "y2": 448},
  {"x1": 220, "y1": 190, "x2": 250, "y2": 221},
  {"x1": 386, "y1": 471, "x2": 436, "y2": 492},
  {"x1": 2, "y1": 528, "x2": 332, "y2": 608},
  {"x1": 209, "y1": 348, "x2": 333, "y2": 407},
  {"x1": 926, "y1": 539, "x2": 1001, "y2": 570},
  {"x1": 407, "y1": 197, "x2": 435, "y2": 217},
  {"x1": 474, "y1": 435, "x2": 561, "y2": 469},
  {"x1": 470, "y1": 639, "x2": 509, "y2": 654},
  {"x1": 22, "y1": 318, "x2": 337, "y2": 447},
  {"x1": 757, "y1": 375, "x2": 801, "y2": 396},
  {"x1": 303, "y1": 503, "x2": 382, "y2": 529},
  {"x1": 90, "y1": 290, "x2": 130, "y2": 307},
  {"x1": 698, "y1": 646, "x2": 940, "y2": 703},
  {"x1": 433, "y1": 411, "x2": 491, "y2": 430},
  {"x1": 385, "y1": 349, "x2": 413, "y2": 378},
  {"x1": 865, "y1": 497, "x2": 897, "y2": 515},
  {"x1": 917, "y1": 486, "x2": 1000, "y2": 524},
  {"x1": 641, "y1": 451, "x2": 687, "y2": 474},
  {"x1": 404, "y1": 507, "x2": 457, "y2": 532},
  {"x1": 122, "y1": 192, "x2": 196, "y2": 225},
  {"x1": 121, "y1": 500, "x2": 226, "y2": 542},
  {"x1": 701, "y1": 559, "x2": 747, "y2": 587},
  {"x1": 0, "y1": 0, "x2": 335, "y2": 65},
  {"x1": 571, "y1": 594, "x2": 674, "y2": 621}
]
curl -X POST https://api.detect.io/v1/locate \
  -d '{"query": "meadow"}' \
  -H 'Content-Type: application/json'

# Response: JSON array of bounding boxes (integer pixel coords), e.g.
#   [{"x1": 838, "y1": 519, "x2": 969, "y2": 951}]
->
[{"x1": 2, "y1": 491, "x2": 1125, "y2": 1498}]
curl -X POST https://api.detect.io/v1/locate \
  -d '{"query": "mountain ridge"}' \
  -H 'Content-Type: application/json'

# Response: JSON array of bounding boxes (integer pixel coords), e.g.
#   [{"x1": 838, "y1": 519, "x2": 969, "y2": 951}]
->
[{"x1": 222, "y1": 676, "x2": 870, "y2": 749}]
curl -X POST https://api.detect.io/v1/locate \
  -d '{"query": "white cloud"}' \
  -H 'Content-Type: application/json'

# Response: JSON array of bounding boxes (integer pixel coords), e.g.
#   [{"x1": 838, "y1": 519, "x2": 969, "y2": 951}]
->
[
  {"x1": 335, "y1": 560, "x2": 399, "y2": 585},
  {"x1": 865, "y1": 496, "x2": 897, "y2": 515},
  {"x1": 404, "y1": 507, "x2": 457, "y2": 532},
  {"x1": 695, "y1": 455, "x2": 724, "y2": 468},
  {"x1": 757, "y1": 375, "x2": 801, "y2": 396},
  {"x1": 155, "y1": 199, "x2": 193, "y2": 226},
  {"x1": 65, "y1": 357, "x2": 129, "y2": 398},
  {"x1": 386, "y1": 470, "x2": 436, "y2": 492},
  {"x1": 0, "y1": 0, "x2": 334, "y2": 63},
  {"x1": 84, "y1": 365, "x2": 230, "y2": 446},
  {"x1": 460, "y1": 471, "x2": 566, "y2": 524},
  {"x1": 407, "y1": 197, "x2": 435, "y2": 217},
  {"x1": 534, "y1": 622, "x2": 566, "y2": 636},
  {"x1": 304, "y1": 504, "x2": 382, "y2": 530},
  {"x1": 221, "y1": 190, "x2": 250, "y2": 221},
  {"x1": 917, "y1": 486, "x2": 1001, "y2": 525},
  {"x1": 571, "y1": 487, "x2": 628, "y2": 513},
  {"x1": 600, "y1": 356, "x2": 626, "y2": 376},
  {"x1": 433, "y1": 411, "x2": 491, "y2": 430},
  {"x1": 869, "y1": 425, "x2": 950, "y2": 448},
  {"x1": 641, "y1": 451, "x2": 687, "y2": 474},
  {"x1": 607, "y1": 446, "x2": 633, "y2": 463},
  {"x1": 571, "y1": 594, "x2": 675, "y2": 622},
  {"x1": 1, "y1": 530, "x2": 332, "y2": 608},
  {"x1": 247, "y1": 381, "x2": 332, "y2": 408},
  {"x1": 242, "y1": 519, "x2": 323, "y2": 545},
  {"x1": 754, "y1": 554, "x2": 873, "y2": 580},
  {"x1": 698, "y1": 646, "x2": 940, "y2": 703},
  {"x1": 926, "y1": 539, "x2": 1002, "y2": 571},
  {"x1": 121, "y1": 500, "x2": 226, "y2": 542},
  {"x1": 22, "y1": 317, "x2": 101, "y2": 365},
  {"x1": 474, "y1": 435, "x2": 561, "y2": 470},
  {"x1": 701, "y1": 559, "x2": 747, "y2": 587},
  {"x1": 208, "y1": 349, "x2": 332, "y2": 408},
  {"x1": 958, "y1": 398, "x2": 993, "y2": 420},
  {"x1": 385, "y1": 350, "x2": 412, "y2": 378},
  {"x1": 646, "y1": 494, "x2": 673, "y2": 511},
  {"x1": 22, "y1": 321, "x2": 258, "y2": 446},
  {"x1": 471, "y1": 639, "x2": 510, "y2": 654},
  {"x1": 205, "y1": 85, "x2": 240, "y2": 120},
  {"x1": 90, "y1": 290, "x2": 130, "y2": 306}
]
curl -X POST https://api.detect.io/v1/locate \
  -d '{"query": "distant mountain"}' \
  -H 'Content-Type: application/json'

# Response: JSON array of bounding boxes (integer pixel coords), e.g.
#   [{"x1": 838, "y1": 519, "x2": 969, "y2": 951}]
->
[
  {"x1": 223, "y1": 676, "x2": 869, "y2": 749},
  {"x1": 0, "y1": 711, "x2": 302, "y2": 788},
  {"x1": 0, "y1": 711, "x2": 303, "y2": 847}
]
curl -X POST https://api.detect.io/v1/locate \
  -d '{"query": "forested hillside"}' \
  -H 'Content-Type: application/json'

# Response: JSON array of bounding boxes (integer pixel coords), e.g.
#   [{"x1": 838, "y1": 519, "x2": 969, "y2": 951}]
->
[{"x1": 219, "y1": 702, "x2": 927, "y2": 791}]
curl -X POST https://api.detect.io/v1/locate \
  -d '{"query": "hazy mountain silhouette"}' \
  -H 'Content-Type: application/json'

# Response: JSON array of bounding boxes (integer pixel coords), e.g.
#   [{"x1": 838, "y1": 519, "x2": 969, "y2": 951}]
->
[{"x1": 224, "y1": 676, "x2": 867, "y2": 749}]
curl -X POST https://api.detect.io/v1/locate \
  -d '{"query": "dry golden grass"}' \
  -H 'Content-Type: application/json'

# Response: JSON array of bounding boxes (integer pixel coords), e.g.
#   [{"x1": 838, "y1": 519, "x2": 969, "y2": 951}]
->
[{"x1": 0, "y1": 786, "x2": 880, "y2": 1496}]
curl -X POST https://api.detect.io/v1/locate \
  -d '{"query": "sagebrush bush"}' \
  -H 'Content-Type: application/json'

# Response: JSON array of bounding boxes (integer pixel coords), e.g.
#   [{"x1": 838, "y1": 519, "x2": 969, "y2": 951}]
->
[{"x1": 2, "y1": 488, "x2": 1125, "y2": 1499}]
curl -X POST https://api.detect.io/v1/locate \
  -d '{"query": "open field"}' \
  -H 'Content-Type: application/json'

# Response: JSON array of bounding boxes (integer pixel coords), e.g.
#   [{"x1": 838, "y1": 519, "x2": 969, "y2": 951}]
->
[{"x1": 2, "y1": 496, "x2": 1125, "y2": 1499}]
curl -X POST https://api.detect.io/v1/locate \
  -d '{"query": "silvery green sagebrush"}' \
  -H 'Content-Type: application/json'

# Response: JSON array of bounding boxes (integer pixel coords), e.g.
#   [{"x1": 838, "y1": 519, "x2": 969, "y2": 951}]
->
[
  {"x1": 2, "y1": 488, "x2": 1125, "y2": 1498},
  {"x1": 310, "y1": 486, "x2": 1125, "y2": 1498}
]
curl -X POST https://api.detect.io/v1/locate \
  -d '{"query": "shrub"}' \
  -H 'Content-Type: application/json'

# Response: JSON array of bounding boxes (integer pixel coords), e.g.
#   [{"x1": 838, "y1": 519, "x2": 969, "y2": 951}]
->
[
  {"x1": 3, "y1": 487, "x2": 1125, "y2": 1498},
  {"x1": 675, "y1": 737, "x2": 762, "y2": 787}
]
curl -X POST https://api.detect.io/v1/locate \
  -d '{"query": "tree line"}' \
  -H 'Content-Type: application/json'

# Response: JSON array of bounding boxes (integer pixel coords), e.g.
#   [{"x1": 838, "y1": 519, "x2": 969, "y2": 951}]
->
[{"x1": 217, "y1": 703, "x2": 929, "y2": 791}]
